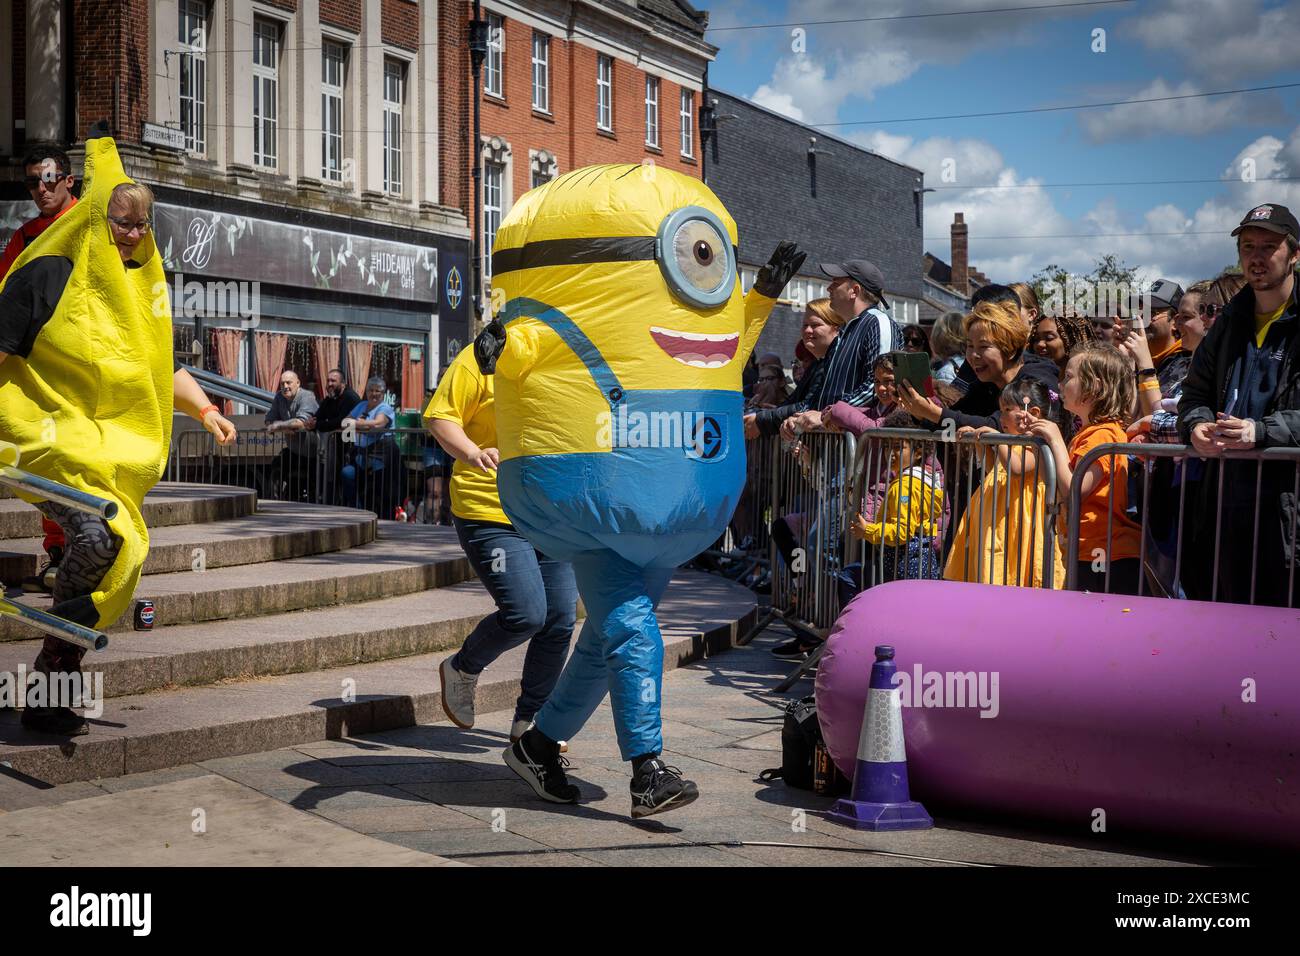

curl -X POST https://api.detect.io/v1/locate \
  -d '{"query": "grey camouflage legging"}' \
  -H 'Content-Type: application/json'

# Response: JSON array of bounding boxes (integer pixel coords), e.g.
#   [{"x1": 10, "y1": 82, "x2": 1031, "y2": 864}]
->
[{"x1": 31, "y1": 500, "x2": 123, "y2": 676}]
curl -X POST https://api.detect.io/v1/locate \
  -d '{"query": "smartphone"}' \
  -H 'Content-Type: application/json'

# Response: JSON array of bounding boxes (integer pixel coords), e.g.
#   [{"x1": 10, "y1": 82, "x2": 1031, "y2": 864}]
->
[{"x1": 886, "y1": 350, "x2": 934, "y2": 398}]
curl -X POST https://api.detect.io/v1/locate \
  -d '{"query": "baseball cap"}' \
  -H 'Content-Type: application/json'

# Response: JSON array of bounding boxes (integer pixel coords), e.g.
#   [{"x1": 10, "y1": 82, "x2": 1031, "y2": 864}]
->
[
  {"x1": 1148, "y1": 279, "x2": 1184, "y2": 312},
  {"x1": 820, "y1": 259, "x2": 890, "y2": 309},
  {"x1": 1231, "y1": 203, "x2": 1299, "y2": 241}
]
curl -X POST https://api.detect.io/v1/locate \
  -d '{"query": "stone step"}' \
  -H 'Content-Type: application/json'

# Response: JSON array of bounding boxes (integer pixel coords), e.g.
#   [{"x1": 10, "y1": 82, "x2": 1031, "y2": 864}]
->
[
  {"x1": 0, "y1": 522, "x2": 472, "y2": 641},
  {"x1": 0, "y1": 483, "x2": 258, "y2": 541},
  {"x1": 0, "y1": 500, "x2": 376, "y2": 584},
  {"x1": 0, "y1": 572, "x2": 757, "y2": 785},
  {"x1": 0, "y1": 583, "x2": 497, "y2": 699}
]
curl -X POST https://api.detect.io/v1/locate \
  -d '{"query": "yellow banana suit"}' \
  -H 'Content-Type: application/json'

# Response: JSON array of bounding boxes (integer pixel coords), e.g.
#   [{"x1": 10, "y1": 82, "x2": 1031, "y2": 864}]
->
[{"x1": 0, "y1": 133, "x2": 173, "y2": 631}]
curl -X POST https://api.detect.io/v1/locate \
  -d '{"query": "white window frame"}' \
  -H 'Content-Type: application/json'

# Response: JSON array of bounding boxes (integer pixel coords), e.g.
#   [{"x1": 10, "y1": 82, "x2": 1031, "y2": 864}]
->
[
  {"x1": 645, "y1": 76, "x2": 659, "y2": 148},
  {"x1": 485, "y1": 13, "x2": 504, "y2": 98},
  {"x1": 596, "y1": 54, "x2": 613, "y2": 132},
  {"x1": 530, "y1": 148, "x2": 558, "y2": 189},
  {"x1": 321, "y1": 40, "x2": 346, "y2": 183},
  {"x1": 531, "y1": 32, "x2": 549, "y2": 113},
  {"x1": 252, "y1": 16, "x2": 280, "y2": 169},
  {"x1": 680, "y1": 89, "x2": 694, "y2": 158},
  {"x1": 178, "y1": 0, "x2": 208, "y2": 155},
  {"x1": 483, "y1": 160, "x2": 504, "y2": 282},
  {"x1": 383, "y1": 58, "x2": 405, "y2": 195}
]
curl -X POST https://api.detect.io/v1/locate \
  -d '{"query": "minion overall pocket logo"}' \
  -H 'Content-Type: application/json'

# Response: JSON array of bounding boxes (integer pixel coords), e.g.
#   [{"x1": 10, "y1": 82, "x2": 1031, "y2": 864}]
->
[{"x1": 687, "y1": 414, "x2": 724, "y2": 461}]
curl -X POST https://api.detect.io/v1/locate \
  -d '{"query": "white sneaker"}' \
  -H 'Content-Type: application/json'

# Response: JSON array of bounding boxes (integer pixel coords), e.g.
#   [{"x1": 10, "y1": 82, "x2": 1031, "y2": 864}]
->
[{"x1": 439, "y1": 658, "x2": 478, "y2": 729}]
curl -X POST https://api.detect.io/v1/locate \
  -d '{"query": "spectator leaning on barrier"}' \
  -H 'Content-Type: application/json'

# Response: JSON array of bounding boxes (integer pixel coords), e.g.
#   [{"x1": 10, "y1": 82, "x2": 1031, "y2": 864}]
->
[
  {"x1": 947, "y1": 284, "x2": 1025, "y2": 402},
  {"x1": 264, "y1": 369, "x2": 320, "y2": 500},
  {"x1": 1178, "y1": 203, "x2": 1300, "y2": 607},
  {"x1": 1025, "y1": 343, "x2": 1140, "y2": 594},
  {"x1": 265, "y1": 369, "x2": 319, "y2": 435},
  {"x1": 1132, "y1": 274, "x2": 1247, "y2": 444},
  {"x1": 310, "y1": 367, "x2": 360, "y2": 505},
  {"x1": 897, "y1": 298, "x2": 1060, "y2": 432},
  {"x1": 744, "y1": 297, "x2": 843, "y2": 439},
  {"x1": 340, "y1": 376, "x2": 400, "y2": 513},
  {"x1": 808, "y1": 259, "x2": 900, "y2": 410}
]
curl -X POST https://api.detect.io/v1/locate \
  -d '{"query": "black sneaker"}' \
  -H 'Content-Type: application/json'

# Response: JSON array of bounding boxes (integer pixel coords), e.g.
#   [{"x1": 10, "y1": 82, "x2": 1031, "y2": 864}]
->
[
  {"x1": 771, "y1": 638, "x2": 818, "y2": 658},
  {"x1": 630, "y1": 758, "x2": 699, "y2": 818},
  {"x1": 21, "y1": 706, "x2": 89, "y2": 736},
  {"x1": 504, "y1": 731, "x2": 580, "y2": 804}
]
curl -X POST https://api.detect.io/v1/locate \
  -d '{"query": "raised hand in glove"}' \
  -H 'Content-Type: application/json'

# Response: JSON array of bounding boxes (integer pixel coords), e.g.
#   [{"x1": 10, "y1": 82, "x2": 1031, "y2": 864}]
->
[
  {"x1": 754, "y1": 241, "x2": 807, "y2": 298},
  {"x1": 474, "y1": 317, "x2": 508, "y2": 375}
]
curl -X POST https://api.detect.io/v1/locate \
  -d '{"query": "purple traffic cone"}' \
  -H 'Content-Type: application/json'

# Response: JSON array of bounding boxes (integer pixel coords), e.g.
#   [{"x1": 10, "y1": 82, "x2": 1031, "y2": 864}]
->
[{"x1": 828, "y1": 644, "x2": 933, "y2": 831}]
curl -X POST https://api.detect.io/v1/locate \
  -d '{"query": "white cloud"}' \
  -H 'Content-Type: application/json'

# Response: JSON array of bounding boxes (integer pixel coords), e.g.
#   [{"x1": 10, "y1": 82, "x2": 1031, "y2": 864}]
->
[
  {"x1": 859, "y1": 124, "x2": 1300, "y2": 289},
  {"x1": 751, "y1": 50, "x2": 916, "y2": 124},
  {"x1": 1125, "y1": 0, "x2": 1300, "y2": 81},
  {"x1": 1077, "y1": 77, "x2": 1282, "y2": 143}
]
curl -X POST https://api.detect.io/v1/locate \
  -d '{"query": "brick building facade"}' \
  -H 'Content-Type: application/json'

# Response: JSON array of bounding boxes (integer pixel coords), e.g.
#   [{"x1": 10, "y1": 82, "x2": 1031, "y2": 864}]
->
[
  {"x1": 705, "y1": 89, "x2": 926, "y2": 363},
  {"x1": 2, "y1": 0, "x2": 471, "y2": 410},
  {"x1": 472, "y1": 1, "x2": 714, "y2": 298}
]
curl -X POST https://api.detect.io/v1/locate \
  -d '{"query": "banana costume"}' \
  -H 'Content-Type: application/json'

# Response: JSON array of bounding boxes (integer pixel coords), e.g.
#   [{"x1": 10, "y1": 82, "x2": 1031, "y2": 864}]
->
[
  {"x1": 0, "y1": 132, "x2": 173, "y2": 629},
  {"x1": 487, "y1": 164, "x2": 780, "y2": 760}
]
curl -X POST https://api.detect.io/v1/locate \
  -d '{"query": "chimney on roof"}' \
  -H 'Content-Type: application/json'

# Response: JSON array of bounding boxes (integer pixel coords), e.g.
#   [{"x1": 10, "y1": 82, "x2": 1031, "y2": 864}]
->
[{"x1": 951, "y1": 213, "x2": 969, "y2": 295}]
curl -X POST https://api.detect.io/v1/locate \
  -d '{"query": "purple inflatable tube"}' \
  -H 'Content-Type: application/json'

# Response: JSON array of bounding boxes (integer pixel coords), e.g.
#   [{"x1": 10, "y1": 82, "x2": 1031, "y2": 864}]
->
[{"x1": 815, "y1": 580, "x2": 1300, "y2": 850}]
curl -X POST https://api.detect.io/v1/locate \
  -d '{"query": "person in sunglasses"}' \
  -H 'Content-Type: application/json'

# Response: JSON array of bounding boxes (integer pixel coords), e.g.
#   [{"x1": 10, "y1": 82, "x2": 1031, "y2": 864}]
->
[
  {"x1": 902, "y1": 325, "x2": 931, "y2": 357},
  {"x1": 0, "y1": 125, "x2": 236, "y2": 735},
  {"x1": 0, "y1": 148, "x2": 81, "y2": 593},
  {"x1": 1130, "y1": 272, "x2": 1247, "y2": 445}
]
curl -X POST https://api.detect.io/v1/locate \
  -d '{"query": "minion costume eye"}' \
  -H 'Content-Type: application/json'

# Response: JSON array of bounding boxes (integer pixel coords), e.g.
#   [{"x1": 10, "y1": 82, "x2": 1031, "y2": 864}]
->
[{"x1": 656, "y1": 206, "x2": 735, "y2": 308}]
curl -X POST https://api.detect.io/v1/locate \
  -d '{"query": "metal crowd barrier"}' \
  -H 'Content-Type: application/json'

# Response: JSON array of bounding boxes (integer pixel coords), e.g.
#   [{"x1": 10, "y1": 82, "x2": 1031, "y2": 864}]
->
[
  {"x1": 1066, "y1": 442, "x2": 1300, "y2": 607},
  {"x1": 766, "y1": 428, "x2": 857, "y2": 637},
  {"x1": 849, "y1": 428, "x2": 1060, "y2": 590},
  {"x1": 168, "y1": 426, "x2": 452, "y2": 522},
  {"x1": 0, "y1": 464, "x2": 118, "y2": 651}
]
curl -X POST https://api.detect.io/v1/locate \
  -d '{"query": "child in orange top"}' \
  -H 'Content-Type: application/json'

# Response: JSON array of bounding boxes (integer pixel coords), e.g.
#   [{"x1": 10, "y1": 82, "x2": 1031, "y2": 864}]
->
[{"x1": 1027, "y1": 343, "x2": 1143, "y2": 594}]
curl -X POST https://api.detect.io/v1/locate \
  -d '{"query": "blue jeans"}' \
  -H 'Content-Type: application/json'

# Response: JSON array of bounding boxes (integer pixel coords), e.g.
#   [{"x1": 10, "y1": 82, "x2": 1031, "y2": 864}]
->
[
  {"x1": 451, "y1": 516, "x2": 578, "y2": 723},
  {"x1": 533, "y1": 552, "x2": 675, "y2": 761}
]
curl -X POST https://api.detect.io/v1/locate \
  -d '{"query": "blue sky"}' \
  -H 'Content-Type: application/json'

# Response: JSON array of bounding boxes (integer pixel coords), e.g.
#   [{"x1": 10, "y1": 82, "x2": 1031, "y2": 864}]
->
[{"x1": 701, "y1": 0, "x2": 1300, "y2": 287}]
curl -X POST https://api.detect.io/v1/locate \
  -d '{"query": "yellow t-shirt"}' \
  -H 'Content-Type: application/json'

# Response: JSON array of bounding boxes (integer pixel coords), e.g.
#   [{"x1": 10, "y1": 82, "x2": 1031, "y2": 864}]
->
[
  {"x1": 1255, "y1": 301, "x2": 1287, "y2": 348},
  {"x1": 423, "y1": 345, "x2": 510, "y2": 525}
]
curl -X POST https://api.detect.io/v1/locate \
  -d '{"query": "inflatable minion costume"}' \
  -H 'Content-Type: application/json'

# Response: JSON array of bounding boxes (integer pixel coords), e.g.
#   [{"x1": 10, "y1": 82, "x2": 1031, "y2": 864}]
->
[
  {"x1": 477, "y1": 164, "x2": 803, "y2": 816},
  {"x1": 0, "y1": 127, "x2": 234, "y2": 735}
]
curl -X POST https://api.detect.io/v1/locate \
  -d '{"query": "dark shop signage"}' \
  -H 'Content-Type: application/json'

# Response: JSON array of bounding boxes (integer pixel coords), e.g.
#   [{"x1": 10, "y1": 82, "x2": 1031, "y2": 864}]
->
[{"x1": 153, "y1": 203, "x2": 439, "y2": 303}]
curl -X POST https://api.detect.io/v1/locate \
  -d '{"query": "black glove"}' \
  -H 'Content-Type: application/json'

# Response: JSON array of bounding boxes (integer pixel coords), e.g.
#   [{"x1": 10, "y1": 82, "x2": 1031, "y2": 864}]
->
[
  {"x1": 754, "y1": 241, "x2": 807, "y2": 298},
  {"x1": 473, "y1": 318, "x2": 507, "y2": 375},
  {"x1": 86, "y1": 119, "x2": 111, "y2": 141}
]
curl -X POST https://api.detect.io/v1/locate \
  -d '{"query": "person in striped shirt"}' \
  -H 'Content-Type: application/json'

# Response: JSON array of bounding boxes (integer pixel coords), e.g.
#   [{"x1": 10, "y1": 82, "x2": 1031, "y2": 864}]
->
[{"x1": 778, "y1": 259, "x2": 900, "y2": 440}]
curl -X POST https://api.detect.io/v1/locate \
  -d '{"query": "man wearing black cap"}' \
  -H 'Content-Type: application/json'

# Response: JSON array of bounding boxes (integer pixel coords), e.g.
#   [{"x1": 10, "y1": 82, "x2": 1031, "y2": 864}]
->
[
  {"x1": 778, "y1": 259, "x2": 899, "y2": 437},
  {"x1": 1178, "y1": 202, "x2": 1300, "y2": 606}
]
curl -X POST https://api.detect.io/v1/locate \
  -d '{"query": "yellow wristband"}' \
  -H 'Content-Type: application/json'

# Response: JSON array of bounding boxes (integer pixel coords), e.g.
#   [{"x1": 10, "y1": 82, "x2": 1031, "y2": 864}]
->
[{"x1": 1138, "y1": 380, "x2": 1160, "y2": 392}]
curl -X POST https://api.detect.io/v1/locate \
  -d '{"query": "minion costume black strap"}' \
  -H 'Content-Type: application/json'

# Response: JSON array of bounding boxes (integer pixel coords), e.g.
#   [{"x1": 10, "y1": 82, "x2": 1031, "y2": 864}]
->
[
  {"x1": 498, "y1": 296, "x2": 624, "y2": 404},
  {"x1": 491, "y1": 237, "x2": 739, "y2": 276}
]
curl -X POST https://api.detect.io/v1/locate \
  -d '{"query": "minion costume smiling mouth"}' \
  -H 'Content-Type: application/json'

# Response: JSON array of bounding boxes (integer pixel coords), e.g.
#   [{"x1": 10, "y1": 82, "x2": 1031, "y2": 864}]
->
[{"x1": 477, "y1": 164, "x2": 805, "y2": 807}]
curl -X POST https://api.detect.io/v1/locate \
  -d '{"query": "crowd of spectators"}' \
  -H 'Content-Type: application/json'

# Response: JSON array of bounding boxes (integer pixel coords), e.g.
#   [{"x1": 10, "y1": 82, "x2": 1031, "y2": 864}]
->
[{"x1": 733, "y1": 201, "x2": 1300, "y2": 633}]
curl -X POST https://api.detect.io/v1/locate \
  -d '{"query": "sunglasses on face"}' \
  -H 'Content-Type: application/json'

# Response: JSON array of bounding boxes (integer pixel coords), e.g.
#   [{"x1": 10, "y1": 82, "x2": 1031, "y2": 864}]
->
[
  {"x1": 759, "y1": 375, "x2": 781, "y2": 383},
  {"x1": 24, "y1": 172, "x2": 68, "y2": 190},
  {"x1": 1197, "y1": 303, "x2": 1221, "y2": 318}
]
